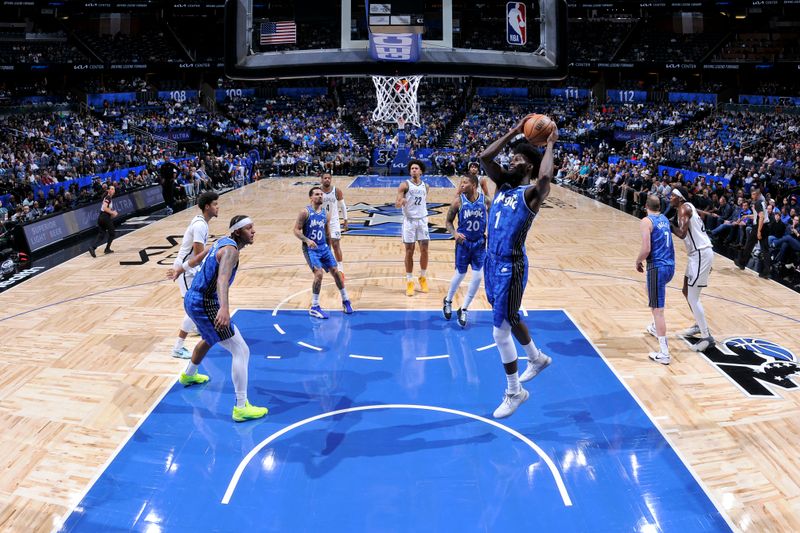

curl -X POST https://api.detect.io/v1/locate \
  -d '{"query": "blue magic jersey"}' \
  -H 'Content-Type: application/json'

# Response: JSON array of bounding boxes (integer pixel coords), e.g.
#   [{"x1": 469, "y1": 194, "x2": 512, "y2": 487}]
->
[
  {"x1": 647, "y1": 214, "x2": 675, "y2": 268},
  {"x1": 458, "y1": 192, "x2": 487, "y2": 241},
  {"x1": 487, "y1": 184, "x2": 536, "y2": 260},
  {"x1": 190, "y1": 237, "x2": 239, "y2": 296},
  {"x1": 303, "y1": 206, "x2": 328, "y2": 248}
]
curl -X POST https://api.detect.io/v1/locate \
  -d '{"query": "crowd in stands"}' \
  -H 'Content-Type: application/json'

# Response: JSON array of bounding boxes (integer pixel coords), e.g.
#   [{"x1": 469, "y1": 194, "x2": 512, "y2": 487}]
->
[
  {"x1": 619, "y1": 31, "x2": 723, "y2": 63},
  {"x1": 341, "y1": 79, "x2": 465, "y2": 151},
  {"x1": 0, "y1": 40, "x2": 88, "y2": 64},
  {"x1": 75, "y1": 28, "x2": 186, "y2": 64},
  {"x1": 714, "y1": 31, "x2": 800, "y2": 63},
  {"x1": 569, "y1": 19, "x2": 635, "y2": 62}
]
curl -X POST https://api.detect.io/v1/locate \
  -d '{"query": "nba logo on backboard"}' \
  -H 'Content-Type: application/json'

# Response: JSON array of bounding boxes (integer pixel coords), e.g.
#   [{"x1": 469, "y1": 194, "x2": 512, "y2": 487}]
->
[{"x1": 506, "y1": 2, "x2": 527, "y2": 45}]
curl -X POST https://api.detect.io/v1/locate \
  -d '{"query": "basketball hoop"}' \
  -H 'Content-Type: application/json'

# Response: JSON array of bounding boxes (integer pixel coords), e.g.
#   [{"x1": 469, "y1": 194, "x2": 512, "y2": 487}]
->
[{"x1": 372, "y1": 75, "x2": 422, "y2": 127}]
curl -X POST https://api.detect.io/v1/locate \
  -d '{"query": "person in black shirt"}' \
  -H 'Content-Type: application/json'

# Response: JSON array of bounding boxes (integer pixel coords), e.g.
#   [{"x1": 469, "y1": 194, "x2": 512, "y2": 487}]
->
[
  {"x1": 736, "y1": 184, "x2": 771, "y2": 278},
  {"x1": 88, "y1": 186, "x2": 118, "y2": 257}
]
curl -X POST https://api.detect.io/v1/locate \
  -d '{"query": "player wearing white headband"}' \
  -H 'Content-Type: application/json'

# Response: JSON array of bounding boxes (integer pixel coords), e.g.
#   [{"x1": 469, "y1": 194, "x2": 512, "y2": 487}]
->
[{"x1": 171, "y1": 215, "x2": 268, "y2": 422}]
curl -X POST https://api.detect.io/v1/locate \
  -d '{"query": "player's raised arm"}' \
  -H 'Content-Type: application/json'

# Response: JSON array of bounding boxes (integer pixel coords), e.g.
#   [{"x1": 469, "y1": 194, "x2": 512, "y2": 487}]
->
[
  {"x1": 396, "y1": 180, "x2": 409, "y2": 208},
  {"x1": 526, "y1": 124, "x2": 558, "y2": 211},
  {"x1": 479, "y1": 116, "x2": 527, "y2": 185},
  {"x1": 214, "y1": 245, "x2": 239, "y2": 329},
  {"x1": 672, "y1": 203, "x2": 692, "y2": 240}
]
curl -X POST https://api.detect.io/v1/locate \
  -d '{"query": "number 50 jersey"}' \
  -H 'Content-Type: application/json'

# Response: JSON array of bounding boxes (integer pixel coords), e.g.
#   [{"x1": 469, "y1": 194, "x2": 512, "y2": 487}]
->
[{"x1": 487, "y1": 184, "x2": 537, "y2": 261}]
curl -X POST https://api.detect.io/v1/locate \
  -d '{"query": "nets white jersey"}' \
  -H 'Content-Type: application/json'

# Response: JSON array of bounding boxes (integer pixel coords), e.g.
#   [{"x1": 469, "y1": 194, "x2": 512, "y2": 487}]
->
[
  {"x1": 174, "y1": 214, "x2": 209, "y2": 273},
  {"x1": 684, "y1": 202, "x2": 712, "y2": 254},
  {"x1": 322, "y1": 187, "x2": 340, "y2": 225},
  {"x1": 403, "y1": 179, "x2": 427, "y2": 220}
]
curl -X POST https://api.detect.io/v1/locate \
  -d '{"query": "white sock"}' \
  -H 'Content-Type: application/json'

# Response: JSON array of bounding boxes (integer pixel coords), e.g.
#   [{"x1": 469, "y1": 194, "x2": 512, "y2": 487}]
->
[
  {"x1": 220, "y1": 328, "x2": 249, "y2": 409},
  {"x1": 521, "y1": 339, "x2": 542, "y2": 361},
  {"x1": 462, "y1": 269, "x2": 483, "y2": 310},
  {"x1": 493, "y1": 322, "x2": 520, "y2": 394},
  {"x1": 340, "y1": 288, "x2": 349, "y2": 301},
  {"x1": 446, "y1": 270, "x2": 466, "y2": 302},
  {"x1": 312, "y1": 292, "x2": 320, "y2": 306},
  {"x1": 184, "y1": 362, "x2": 198, "y2": 375},
  {"x1": 420, "y1": 269, "x2": 427, "y2": 278},
  {"x1": 687, "y1": 285, "x2": 710, "y2": 338},
  {"x1": 174, "y1": 338, "x2": 185, "y2": 351},
  {"x1": 658, "y1": 336, "x2": 669, "y2": 355},
  {"x1": 506, "y1": 372, "x2": 521, "y2": 395},
  {"x1": 406, "y1": 273, "x2": 413, "y2": 281}
]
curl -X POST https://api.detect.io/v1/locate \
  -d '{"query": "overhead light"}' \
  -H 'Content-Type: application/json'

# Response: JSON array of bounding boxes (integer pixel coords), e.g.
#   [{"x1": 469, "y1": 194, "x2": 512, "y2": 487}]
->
[{"x1": 735, "y1": 15, "x2": 746, "y2": 19}]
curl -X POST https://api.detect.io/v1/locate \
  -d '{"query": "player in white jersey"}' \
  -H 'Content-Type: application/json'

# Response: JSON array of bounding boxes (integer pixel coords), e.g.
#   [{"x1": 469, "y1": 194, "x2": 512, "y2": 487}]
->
[
  {"x1": 668, "y1": 187, "x2": 716, "y2": 352},
  {"x1": 467, "y1": 161, "x2": 491, "y2": 198},
  {"x1": 320, "y1": 173, "x2": 348, "y2": 277},
  {"x1": 170, "y1": 191, "x2": 219, "y2": 358},
  {"x1": 396, "y1": 159, "x2": 430, "y2": 296}
]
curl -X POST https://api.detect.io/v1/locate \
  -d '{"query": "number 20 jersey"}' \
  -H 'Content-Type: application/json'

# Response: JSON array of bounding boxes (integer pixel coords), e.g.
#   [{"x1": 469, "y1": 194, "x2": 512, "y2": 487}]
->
[{"x1": 487, "y1": 184, "x2": 536, "y2": 261}]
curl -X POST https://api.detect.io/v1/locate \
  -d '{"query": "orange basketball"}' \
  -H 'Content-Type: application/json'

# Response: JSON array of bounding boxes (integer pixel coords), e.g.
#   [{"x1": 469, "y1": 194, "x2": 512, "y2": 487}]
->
[{"x1": 523, "y1": 114, "x2": 555, "y2": 146}]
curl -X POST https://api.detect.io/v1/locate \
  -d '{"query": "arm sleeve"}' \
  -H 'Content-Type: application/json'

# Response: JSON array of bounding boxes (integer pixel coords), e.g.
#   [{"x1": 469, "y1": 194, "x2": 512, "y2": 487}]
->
[{"x1": 338, "y1": 199, "x2": 347, "y2": 221}]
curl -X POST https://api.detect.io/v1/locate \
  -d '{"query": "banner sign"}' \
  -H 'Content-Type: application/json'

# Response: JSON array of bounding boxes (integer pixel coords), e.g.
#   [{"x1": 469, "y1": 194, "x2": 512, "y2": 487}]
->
[
  {"x1": 156, "y1": 90, "x2": 199, "y2": 102},
  {"x1": 22, "y1": 185, "x2": 164, "y2": 252},
  {"x1": 607, "y1": 90, "x2": 647, "y2": 103},
  {"x1": 550, "y1": 88, "x2": 591, "y2": 100},
  {"x1": 214, "y1": 88, "x2": 256, "y2": 103}
]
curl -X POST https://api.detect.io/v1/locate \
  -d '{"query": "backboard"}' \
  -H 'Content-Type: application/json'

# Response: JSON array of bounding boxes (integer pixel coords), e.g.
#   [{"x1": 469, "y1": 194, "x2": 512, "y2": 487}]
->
[{"x1": 225, "y1": 0, "x2": 568, "y2": 80}]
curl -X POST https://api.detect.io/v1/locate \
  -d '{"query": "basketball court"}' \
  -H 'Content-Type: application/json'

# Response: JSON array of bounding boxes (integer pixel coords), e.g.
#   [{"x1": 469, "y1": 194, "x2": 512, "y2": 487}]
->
[{"x1": 1, "y1": 179, "x2": 799, "y2": 532}]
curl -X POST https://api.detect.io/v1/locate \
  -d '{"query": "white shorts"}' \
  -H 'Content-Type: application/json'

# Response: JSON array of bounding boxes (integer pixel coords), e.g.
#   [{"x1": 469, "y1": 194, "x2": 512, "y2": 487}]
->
[
  {"x1": 329, "y1": 219, "x2": 342, "y2": 240},
  {"x1": 178, "y1": 271, "x2": 195, "y2": 297},
  {"x1": 686, "y1": 247, "x2": 713, "y2": 288},
  {"x1": 402, "y1": 217, "x2": 430, "y2": 244}
]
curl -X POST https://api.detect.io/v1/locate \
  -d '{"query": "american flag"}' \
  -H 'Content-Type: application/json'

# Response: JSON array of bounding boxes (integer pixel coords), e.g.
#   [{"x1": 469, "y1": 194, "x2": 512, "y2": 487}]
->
[{"x1": 260, "y1": 21, "x2": 296, "y2": 45}]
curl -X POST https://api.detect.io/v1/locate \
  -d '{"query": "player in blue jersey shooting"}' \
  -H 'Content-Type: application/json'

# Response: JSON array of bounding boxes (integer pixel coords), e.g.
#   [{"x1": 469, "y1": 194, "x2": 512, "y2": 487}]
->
[
  {"x1": 443, "y1": 174, "x2": 492, "y2": 328},
  {"x1": 170, "y1": 215, "x2": 268, "y2": 422},
  {"x1": 478, "y1": 116, "x2": 558, "y2": 419},
  {"x1": 636, "y1": 194, "x2": 676, "y2": 365}
]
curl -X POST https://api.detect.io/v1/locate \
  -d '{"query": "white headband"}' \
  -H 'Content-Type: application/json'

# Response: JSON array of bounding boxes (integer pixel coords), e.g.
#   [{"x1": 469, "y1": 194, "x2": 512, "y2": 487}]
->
[
  {"x1": 671, "y1": 189, "x2": 685, "y2": 200},
  {"x1": 229, "y1": 217, "x2": 253, "y2": 233}
]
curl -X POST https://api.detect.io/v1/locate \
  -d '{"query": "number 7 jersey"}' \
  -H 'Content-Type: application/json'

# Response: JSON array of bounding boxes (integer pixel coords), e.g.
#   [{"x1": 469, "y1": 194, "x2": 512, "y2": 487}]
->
[{"x1": 487, "y1": 184, "x2": 537, "y2": 261}]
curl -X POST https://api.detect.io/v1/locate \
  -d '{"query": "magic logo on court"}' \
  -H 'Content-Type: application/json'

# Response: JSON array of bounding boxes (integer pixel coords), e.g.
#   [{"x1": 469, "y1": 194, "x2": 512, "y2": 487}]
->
[
  {"x1": 344, "y1": 202, "x2": 451, "y2": 239},
  {"x1": 685, "y1": 336, "x2": 800, "y2": 398}
]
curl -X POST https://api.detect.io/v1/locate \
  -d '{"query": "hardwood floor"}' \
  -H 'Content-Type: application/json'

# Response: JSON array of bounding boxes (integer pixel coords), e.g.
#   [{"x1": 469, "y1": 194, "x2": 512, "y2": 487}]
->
[{"x1": 0, "y1": 177, "x2": 798, "y2": 532}]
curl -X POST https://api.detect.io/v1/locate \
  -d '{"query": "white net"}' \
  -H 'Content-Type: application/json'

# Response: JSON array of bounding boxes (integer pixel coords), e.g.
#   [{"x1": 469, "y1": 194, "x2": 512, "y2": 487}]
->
[{"x1": 371, "y1": 75, "x2": 422, "y2": 127}]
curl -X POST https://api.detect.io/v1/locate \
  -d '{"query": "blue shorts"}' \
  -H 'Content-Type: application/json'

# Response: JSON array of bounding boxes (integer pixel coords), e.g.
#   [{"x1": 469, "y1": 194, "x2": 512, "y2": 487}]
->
[
  {"x1": 484, "y1": 255, "x2": 528, "y2": 328},
  {"x1": 303, "y1": 244, "x2": 337, "y2": 272},
  {"x1": 455, "y1": 237, "x2": 486, "y2": 274},
  {"x1": 184, "y1": 290, "x2": 235, "y2": 346},
  {"x1": 646, "y1": 264, "x2": 675, "y2": 309}
]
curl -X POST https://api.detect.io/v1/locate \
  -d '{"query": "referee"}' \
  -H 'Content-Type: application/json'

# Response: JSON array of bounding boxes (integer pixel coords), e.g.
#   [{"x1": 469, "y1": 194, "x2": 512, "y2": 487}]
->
[
  {"x1": 88, "y1": 186, "x2": 118, "y2": 257},
  {"x1": 736, "y1": 183, "x2": 771, "y2": 278}
]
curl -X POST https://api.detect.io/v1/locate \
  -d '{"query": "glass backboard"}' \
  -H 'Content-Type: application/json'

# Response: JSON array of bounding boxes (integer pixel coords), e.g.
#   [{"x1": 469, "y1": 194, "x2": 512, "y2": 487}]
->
[{"x1": 225, "y1": 0, "x2": 567, "y2": 80}]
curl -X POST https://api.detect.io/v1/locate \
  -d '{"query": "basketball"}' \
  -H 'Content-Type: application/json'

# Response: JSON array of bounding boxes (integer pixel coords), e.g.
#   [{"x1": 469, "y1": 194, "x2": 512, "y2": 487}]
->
[{"x1": 523, "y1": 114, "x2": 555, "y2": 146}]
